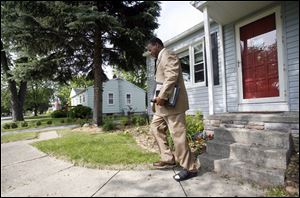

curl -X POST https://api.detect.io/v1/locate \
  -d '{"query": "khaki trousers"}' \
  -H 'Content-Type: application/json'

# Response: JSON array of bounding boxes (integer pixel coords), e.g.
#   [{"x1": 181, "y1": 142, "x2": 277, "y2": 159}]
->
[{"x1": 150, "y1": 113, "x2": 196, "y2": 171}]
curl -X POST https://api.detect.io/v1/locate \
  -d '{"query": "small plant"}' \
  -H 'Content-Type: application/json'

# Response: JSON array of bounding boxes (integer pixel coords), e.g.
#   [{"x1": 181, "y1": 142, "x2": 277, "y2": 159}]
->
[
  {"x1": 11, "y1": 122, "x2": 18, "y2": 129},
  {"x1": 36, "y1": 121, "x2": 42, "y2": 126},
  {"x1": 135, "y1": 116, "x2": 146, "y2": 126},
  {"x1": 47, "y1": 120, "x2": 53, "y2": 125},
  {"x1": 3, "y1": 123, "x2": 11, "y2": 129},
  {"x1": 166, "y1": 130, "x2": 174, "y2": 151},
  {"x1": 51, "y1": 110, "x2": 67, "y2": 118},
  {"x1": 120, "y1": 116, "x2": 129, "y2": 127},
  {"x1": 103, "y1": 119, "x2": 116, "y2": 131},
  {"x1": 68, "y1": 105, "x2": 92, "y2": 119},
  {"x1": 60, "y1": 119, "x2": 65, "y2": 123},
  {"x1": 21, "y1": 121, "x2": 28, "y2": 127}
]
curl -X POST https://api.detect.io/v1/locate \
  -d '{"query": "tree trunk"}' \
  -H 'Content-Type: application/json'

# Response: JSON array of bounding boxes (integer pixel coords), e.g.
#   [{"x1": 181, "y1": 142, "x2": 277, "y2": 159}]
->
[
  {"x1": 93, "y1": 25, "x2": 103, "y2": 126},
  {"x1": 1, "y1": 41, "x2": 27, "y2": 122}
]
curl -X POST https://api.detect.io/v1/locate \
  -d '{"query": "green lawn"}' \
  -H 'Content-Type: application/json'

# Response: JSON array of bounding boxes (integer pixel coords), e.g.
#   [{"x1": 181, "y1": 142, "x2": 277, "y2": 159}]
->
[
  {"x1": 32, "y1": 131, "x2": 159, "y2": 168},
  {"x1": 1, "y1": 132, "x2": 39, "y2": 143}
]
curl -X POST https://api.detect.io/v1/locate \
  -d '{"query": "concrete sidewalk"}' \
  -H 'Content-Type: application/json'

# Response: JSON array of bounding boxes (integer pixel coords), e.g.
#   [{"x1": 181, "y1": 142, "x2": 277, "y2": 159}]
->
[
  {"x1": 1, "y1": 124, "x2": 79, "y2": 136},
  {"x1": 1, "y1": 131, "x2": 266, "y2": 197}
]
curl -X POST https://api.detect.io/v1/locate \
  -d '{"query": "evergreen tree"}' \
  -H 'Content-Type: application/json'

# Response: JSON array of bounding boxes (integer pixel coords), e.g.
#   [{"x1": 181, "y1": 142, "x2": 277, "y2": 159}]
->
[{"x1": 1, "y1": 1, "x2": 160, "y2": 125}]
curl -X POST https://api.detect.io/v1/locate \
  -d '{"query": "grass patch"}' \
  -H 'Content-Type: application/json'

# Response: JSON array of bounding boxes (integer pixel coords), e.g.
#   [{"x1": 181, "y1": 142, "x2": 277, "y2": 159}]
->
[
  {"x1": 265, "y1": 186, "x2": 290, "y2": 197},
  {"x1": 1, "y1": 132, "x2": 39, "y2": 143},
  {"x1": 1, "y1": 117, "x2": 89, "y2": 132},
  {"x1": 31, "y1": 131, "x2": 159, "y2": 168}
]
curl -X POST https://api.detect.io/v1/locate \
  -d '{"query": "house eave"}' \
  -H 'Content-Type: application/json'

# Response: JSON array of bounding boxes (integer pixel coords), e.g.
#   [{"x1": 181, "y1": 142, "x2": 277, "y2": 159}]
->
[{"x1": 191, "y1": 1, "x2": 278, "y2": 25}]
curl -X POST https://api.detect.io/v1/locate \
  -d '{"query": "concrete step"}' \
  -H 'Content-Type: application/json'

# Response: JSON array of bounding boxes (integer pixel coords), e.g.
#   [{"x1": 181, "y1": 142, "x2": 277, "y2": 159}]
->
[
  {"x1": 214, "y1": 127, "x2": 291, "y2": 149},
  {"x1": 206, "y1": 140, "x2": 289, "y2": 169},
  {"x1": 197, "y1": 153, "x2": 226, "y2": 171},
  {"x1": 206, "y1": 112, "x2": 299, "y2": 123},
  {"x1": 206, "y1": 140, "x2": 231, "y2": 158},
  {"x1": 230, "y1": 143, "x2": 289, "y2": 169},
  {"x1": 214, "y1": 158, "x2": 285, "y2": 186}
]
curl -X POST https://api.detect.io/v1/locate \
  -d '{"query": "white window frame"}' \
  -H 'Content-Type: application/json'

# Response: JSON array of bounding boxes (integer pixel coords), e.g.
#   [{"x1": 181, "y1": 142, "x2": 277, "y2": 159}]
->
[
  {"x1": 82, "y1": 94, "x2": 85, "y2": 103},
  {"x1": 235, "y1": 5, "x2": 288, "y2": 109},
  {"x1": 192, "y1": 40, "x2": 206, "y2": 86},
  {"x1": 125, "y1": 93, "x2": 131, "y2": 105},
  {"x1": 174, "y1": 37, "x2": 206, "y2": 88},
  {"x1": 79, "y1": 95, "x2": 82, "y2": 104},
  {"x1": 108, "y1": 92, "x2": 114, "y2": 105}
]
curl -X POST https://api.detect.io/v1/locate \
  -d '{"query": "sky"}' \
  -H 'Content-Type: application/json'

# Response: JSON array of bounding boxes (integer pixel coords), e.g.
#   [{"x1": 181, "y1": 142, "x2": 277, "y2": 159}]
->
[
  {"x1": 155, "y1": 1, "x2": 203, "y2": 42},
  {"x1": 104, "y1": 1, "x2": 203, "y2": 79}
]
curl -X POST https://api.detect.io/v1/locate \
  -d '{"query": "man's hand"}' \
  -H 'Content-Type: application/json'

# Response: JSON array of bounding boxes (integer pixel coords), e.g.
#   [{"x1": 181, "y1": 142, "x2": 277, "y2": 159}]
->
[{"x1": 155, "y1": 97, "x2": 167, "y2": 106}]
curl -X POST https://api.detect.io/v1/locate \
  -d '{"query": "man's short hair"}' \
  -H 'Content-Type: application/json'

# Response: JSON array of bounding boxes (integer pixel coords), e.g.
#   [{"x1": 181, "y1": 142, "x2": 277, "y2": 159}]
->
[{"x1": 147, "y1": 37, "x2": 164, "y2": 47}]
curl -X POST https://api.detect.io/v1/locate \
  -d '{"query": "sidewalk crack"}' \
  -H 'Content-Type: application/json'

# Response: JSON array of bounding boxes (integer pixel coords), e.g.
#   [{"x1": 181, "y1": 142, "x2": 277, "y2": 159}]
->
[
  {"x1": 91, "y1": 170, "x2": 120, "y2": 197},
  {"x1": 2, "y1": 155, "x2": 48, "y2": 168},
  {"x1": 173, "y1": 168, "x2": 188, "y2": 197}
]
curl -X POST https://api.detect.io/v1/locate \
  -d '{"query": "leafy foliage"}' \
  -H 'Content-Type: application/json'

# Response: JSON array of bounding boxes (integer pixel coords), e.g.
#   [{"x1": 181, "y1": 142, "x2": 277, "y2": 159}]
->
[
  {"x1": 11, "y1": 122, "x2": 18, "y2": 129},
  {"x1": 68, "y1": 105, "x2": 92, "y2": 119},
  {"x1": 51, "y1": 110, "x2": 67, "y2": 118}
]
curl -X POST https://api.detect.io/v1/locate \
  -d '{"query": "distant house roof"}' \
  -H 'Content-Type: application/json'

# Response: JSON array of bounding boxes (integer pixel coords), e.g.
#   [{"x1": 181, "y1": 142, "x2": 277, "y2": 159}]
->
[
  {"x1": 70, "y1": 88, "x2": 86, "y2": 98},
  {"x1": 73, "y1": 88, "x2": 86, "y2": 95}
]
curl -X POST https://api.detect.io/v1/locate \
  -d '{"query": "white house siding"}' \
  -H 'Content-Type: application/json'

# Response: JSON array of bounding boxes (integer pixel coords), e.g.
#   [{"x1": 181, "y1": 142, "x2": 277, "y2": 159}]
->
[
  {"x1": 223, "y1": 23, "x2": 239, "y2": 112},
  {"x1": 284, "y1": 1, "x2": 299, "y2": 111},
  {"x1": 119, "y1": 80, "x2": 146, "y2": 113},
  {"x1": 86, "y1": 86, "x2": 94, "y2": 110},
  {"x1": 147, "y1": 22, "x2": 224, "y2": 116},
  {"x1": 103, "y1": 80, "x2": 120, "y2": 114}
]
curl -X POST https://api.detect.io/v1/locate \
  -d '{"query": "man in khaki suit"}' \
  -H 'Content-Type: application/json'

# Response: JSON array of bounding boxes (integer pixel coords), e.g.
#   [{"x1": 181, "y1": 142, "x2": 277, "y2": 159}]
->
[{"x1": 146, "y1": 37, "x2": 198, "y2": 182}]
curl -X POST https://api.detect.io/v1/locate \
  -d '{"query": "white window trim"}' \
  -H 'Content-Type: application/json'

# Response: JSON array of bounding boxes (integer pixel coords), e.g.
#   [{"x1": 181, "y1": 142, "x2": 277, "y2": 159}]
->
[
  {"x1": 235, "y1": 5, "x2": 288, "y2": 109},
  {"x1": 174, "y1": 38, "x2": 207, "y2": 88},
  {"x1": 125, "y1": 93, "x2": 131, "y2": 105},
  {"x1": 108, "y1": 92, "x2": 114, "y2": 105},
  {"x1": 192, "y1": 40, "x2": 206, "y2": 86}
]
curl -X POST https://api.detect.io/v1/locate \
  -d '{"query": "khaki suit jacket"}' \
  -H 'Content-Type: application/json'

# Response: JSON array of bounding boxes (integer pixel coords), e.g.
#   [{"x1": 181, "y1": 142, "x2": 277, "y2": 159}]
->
[{"x1": 153, "y1": 49, "x2": 189, "y2": 116}]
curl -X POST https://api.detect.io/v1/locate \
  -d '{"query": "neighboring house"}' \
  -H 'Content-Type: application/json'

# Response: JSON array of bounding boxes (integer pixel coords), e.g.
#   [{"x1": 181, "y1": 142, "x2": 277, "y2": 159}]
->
[
  {"x1": 145, "y1": 1, "x2": 299, "y2": 186},
  {"x1": 51, "y1": 97, "x2": 61, "y2": 111},
  {"x1": 70, "y1": 78, "x2": 146, "y2": 115}
]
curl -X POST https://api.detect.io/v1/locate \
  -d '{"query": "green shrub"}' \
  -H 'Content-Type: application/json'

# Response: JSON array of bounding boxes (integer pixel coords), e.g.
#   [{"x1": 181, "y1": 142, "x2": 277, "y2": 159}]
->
[
  {"x1": 51, "y1": 110, "x2": 67, "y2": 118},
  {"x1": 135, "y1": 116, "x2": 146, "y2": 126},
  {"x1": 47, "y1": 120, "x2": 53, "y2": 125},
  {"x1": 60, "y1": 119, "x2": 65, "y2": 123},
  {"x1": 120, "y1": 116, "x2": 129, "y2": 127},
  {"x1": 66, "y1": 118, "x2": 73, "y2": 123},
  {"x1": 68, "y1": 105, "x2": 92, "y2": 119},
  {"x1": 75, "y1": 118, "x2": 86, "y2": 126},
  {"x1": 103, "y1": 119, "x2": 116, "y2": 131},
  {"x1": 186, "y1": 112, "x2": 204, "y2": 142},
  {"x1": 166, "y1": 130, "x2": 174, "y2": 151},
  {"x1": 11, "y1": 122, "x2": 18, "y2": 129},
  {"x1": 36, "y1": 121, "x2": 42, "y2": 126},
  {"x1": 21, "y1": 121, "x2": 28, "y2": 127},
  {"x1": 3, "y1": 123, "x2": 11, "y2": 129}
]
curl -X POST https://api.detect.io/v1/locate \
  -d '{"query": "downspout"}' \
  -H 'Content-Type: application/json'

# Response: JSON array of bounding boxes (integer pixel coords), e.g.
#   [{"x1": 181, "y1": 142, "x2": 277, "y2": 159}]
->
[
  {"x1": 203, "y1": 6, "x2": 214, "y2": 115},
  {"x1": 219, "y1": 24, "x2": 227, "y2": 112}
]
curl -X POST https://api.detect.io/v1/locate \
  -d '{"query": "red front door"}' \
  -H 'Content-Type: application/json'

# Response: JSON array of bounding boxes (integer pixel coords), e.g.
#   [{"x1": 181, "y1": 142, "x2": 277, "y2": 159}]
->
[{"x1": 240, "y1": 13, "x2": 279, "y2": 99}]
